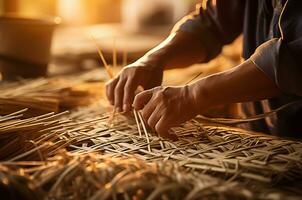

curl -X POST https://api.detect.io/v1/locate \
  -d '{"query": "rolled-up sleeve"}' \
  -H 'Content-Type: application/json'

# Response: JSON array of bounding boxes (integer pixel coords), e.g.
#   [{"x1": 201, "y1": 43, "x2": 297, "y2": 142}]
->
[
  {"x1": 250, "y1": 0, "x2": 302, "y2": 97},
  {"x1": 173, "y1": 0, "x2": 245, "y2": 61}
]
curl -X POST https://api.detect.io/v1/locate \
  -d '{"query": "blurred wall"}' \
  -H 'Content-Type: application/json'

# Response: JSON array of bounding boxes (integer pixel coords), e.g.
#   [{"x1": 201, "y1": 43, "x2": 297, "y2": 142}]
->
[
  {"x1": 121, "y1": 0, "x2": 194, "y2": 32},
  {"x1": 0, "y1": 0, "x2": 201, "y2": 27},
  {"x1": 57, "y1": 0, "x2": 121, "y2": 25},
  {"x1": 0, "y1": 0, "x2": 121, "y2": 26}
]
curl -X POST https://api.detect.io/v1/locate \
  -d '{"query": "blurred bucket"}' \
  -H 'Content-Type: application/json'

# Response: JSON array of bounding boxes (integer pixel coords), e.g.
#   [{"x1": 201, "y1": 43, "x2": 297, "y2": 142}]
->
[{"x1": 0, "y1": 14, "x2": 60, "y2": 80}]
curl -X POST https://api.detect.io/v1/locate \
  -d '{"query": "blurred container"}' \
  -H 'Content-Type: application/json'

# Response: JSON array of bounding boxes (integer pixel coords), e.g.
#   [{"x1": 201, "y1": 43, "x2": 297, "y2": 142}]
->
[
  {"x1": 121, "y1": 0, "x2": 192, "y2": 33},
  {"x1": 0, "y1": 14, "x2": 60, "y2": 80}
]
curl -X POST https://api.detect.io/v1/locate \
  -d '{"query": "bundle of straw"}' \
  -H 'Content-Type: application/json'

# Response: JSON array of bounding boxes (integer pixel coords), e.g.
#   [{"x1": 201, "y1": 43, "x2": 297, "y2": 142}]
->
[
  {"x1": 1, "y1": 151, "x2": 299, "y2": 200},
  {"x1": 0, "y1": 69, "x2": 106, "y2": 117},
  {"x1": 0, "y1": 107, "x2": 106, "y2": 161},
  {"x1": 0, "y1": 102, "x2": 302, "y2": 199},
  {"x1": 1, "y1": 91, "x2": 301, "y2": 183}
]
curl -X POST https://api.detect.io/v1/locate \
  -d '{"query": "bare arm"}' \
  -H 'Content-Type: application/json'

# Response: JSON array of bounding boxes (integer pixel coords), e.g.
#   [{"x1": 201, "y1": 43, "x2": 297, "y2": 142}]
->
[
  {"x1": 141, "y1": 31, "x2": 207, "y2": 70},
  {"x1": 133, "y1": 60, "x2": 281, "y2": 138},
  {"x1": 191, "y1": 60, "x2": 281, "y2": 111}
]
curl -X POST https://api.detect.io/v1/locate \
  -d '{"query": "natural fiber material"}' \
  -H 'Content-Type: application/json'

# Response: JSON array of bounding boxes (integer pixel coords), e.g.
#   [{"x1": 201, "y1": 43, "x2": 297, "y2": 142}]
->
[
  {"x1": 1, "y1": 103, "x2": 301, "y2": 199},
  {"x1": 66, "y1": 106, "x2": 302, "y2": 184},
  {"x1": 1, "y1": 152, "x2": 300, "y2": 200},
  {"x1": 0, "y1": 107, "x2": 106, "y2": 161},
  {"x1": 0, "y1": 70, "x2": 105, "y2": 117}
]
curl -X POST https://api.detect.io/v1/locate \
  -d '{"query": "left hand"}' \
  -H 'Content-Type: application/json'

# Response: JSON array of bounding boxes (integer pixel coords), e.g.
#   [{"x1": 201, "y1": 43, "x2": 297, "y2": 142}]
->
[{"x1": 133, "y1": 85, "x2": 200, "y2": 138}]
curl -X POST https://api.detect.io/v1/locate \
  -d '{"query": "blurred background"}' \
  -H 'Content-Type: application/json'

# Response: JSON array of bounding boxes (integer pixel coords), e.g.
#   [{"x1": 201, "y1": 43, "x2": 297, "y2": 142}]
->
[
  {"x1": 0, "y1": 0, "x2": 240, "y2": 80},
  {"x1": 0, "y1": 0, "x2": 199, "y2": 26},
  {"x1": 0, "y1": 0, "x2": 206, "y2": 76}
]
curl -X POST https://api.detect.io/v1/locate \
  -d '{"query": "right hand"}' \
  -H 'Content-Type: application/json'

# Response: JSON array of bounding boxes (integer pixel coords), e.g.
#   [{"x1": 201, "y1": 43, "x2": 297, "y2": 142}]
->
[{"x1": 105, "y1": 60, "x2": 164, "y2": 112}]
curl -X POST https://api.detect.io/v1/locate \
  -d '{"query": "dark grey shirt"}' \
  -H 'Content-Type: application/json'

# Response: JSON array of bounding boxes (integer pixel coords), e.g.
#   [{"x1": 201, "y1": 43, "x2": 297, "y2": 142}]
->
[{"x1": 175, "y1": 0, "x2": 302, "y2": 138}]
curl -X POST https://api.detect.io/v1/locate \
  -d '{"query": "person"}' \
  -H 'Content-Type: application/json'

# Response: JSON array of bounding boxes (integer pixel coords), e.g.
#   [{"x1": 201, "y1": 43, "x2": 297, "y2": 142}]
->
[{"x1": 106, "y1": 0, "x2": 302, "y2": 139}]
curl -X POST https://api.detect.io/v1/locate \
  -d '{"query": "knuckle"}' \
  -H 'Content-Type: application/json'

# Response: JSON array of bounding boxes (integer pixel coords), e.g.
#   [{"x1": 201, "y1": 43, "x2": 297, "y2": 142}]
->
[
  {"x1": 123, "y1": 67, "x2": 135, "y2": 76},
  {"x1": 154, "y1": 91, "x2": 164, "y2": 100},
  {"x1": 120, "y1": 72, "x2": 129, "y2": 80},
  {"x1": 162, "y1": 86, "x2": 171, "y2": 96}
]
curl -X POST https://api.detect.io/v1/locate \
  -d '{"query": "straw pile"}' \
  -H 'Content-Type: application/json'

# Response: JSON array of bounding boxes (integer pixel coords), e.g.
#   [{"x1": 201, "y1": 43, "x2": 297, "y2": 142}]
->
[
  {"x1": 0, "y1": 102, "x2": 301, "y2": 199},
  {"x1": 0, "y1": 107, "x2": 106, "y2": 161},
  {"x1": 1, "y1": 151, "x2": 297, "y2": 200},
  {"x1": 61, "y1": 105, "x2": 302, "y2": 184},
  {"x1": 0, "y1": 69, "x2": 106, "y2": 117}
]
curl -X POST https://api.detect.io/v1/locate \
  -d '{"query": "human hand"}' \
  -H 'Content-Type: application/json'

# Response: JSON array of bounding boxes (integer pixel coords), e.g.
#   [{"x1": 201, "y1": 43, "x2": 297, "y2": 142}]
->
[
  {"x1": 133, "y1": 85, "x2": 201, "y2": 138},
  {"x1": 106, "y1": 60, "x2": 164, "y2": 112}
]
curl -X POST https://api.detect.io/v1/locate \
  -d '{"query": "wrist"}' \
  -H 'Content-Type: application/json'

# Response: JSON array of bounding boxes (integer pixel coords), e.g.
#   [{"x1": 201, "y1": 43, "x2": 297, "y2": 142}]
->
[
  {"x1": 187, "y1": 79, "x2": 213, "y2": 115},
  {"x1": 132, "y1": 49, "x2": 166, "y2": 71},
  {"x1": 145, "y1": 52, "x2": 166, "y2": 71}
]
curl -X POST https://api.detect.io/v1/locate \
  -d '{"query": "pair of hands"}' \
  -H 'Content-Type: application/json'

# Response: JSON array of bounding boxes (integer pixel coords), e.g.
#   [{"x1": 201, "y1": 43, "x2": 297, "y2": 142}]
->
[{"x1": 106, "y1": 62, "x2": 201, "y2": 138}]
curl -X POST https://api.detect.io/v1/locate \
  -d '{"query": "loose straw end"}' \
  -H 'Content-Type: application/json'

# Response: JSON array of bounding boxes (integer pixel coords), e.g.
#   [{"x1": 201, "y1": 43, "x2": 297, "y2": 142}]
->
[{"x1": 90, "y1": 33, "x2": 114, "y2": 79}]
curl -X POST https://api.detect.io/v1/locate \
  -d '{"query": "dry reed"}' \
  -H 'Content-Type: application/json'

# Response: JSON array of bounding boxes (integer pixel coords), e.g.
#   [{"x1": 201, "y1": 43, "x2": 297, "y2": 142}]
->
[
  {"x1": 0, "y1": 70, "x2": 105, "y2": 117},
  {"x1": 1, "y1": 152, "x2": 300, "y2": 200},
  {"x1": 0, "y1": 95, "x2": 301, "y2": 199},
  {"x1": 60, "y1": 105, "x2": 302, "y2": 185}
]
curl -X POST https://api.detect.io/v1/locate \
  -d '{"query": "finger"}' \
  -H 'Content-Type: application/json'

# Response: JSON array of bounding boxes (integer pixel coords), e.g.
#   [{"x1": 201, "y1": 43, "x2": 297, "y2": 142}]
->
[
  {"x1": 155, "y1": 116, "x2": 169, "y2": 138},
  {"x1": 114, "y1": 78, "x2": 127, "y2": 112},
  {"x1": 147, "y1": 106, "x2": 162, "y2": 130},
  {"x1": 155, "y1": 117, "x2": 178, "y2": 141},
  {"x1": 105, "y1": 78, "x2": 119, "y2": 105},
  {"x1": 141, "y1": 99, "x2": 157, "y2": 122},
  {"x1": 123, "y1": 79, "x2": 138, "y2": 112},
  {"x1": 133, "y1": 89, "x2": 154, "y2": 110}
]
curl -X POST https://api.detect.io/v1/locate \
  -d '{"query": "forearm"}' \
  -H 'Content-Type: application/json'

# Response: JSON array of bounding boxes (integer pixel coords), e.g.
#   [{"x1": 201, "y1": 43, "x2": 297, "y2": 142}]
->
[
  {"x1": 190, "y1": 60, "x2": 282, "y2": 113},
  {"x1": 138, "y1": 31, "x2": 207, "y2": 70}
]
